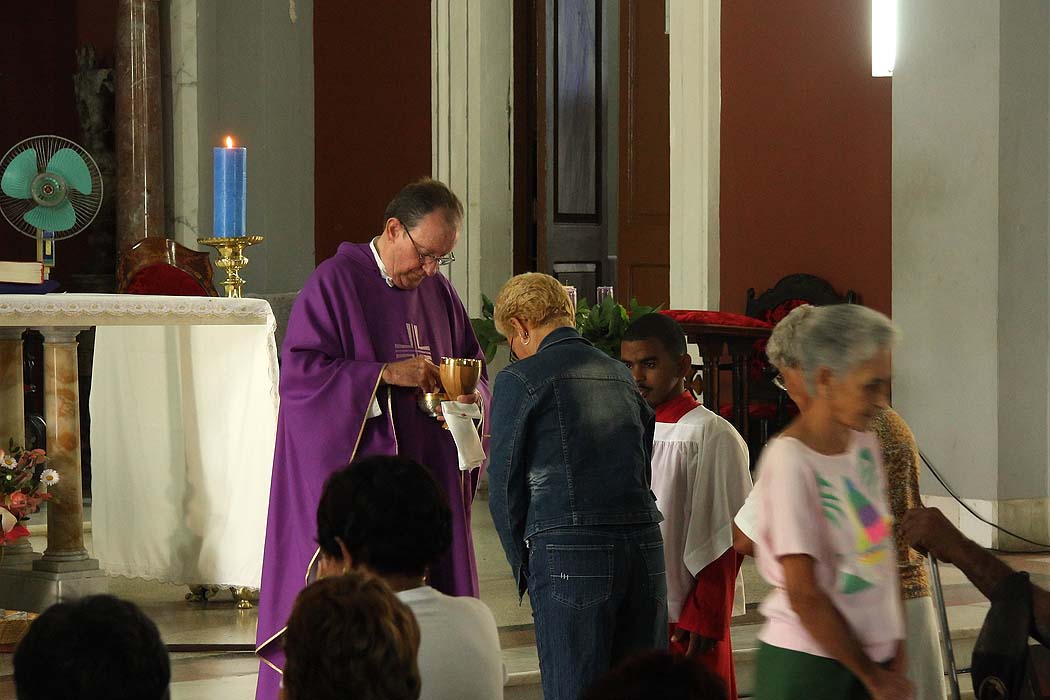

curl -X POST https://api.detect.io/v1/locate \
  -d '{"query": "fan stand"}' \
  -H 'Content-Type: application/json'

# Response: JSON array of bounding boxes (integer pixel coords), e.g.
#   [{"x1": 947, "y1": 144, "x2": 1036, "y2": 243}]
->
[{"x1": 35, "y1": 230, "x2": 55, "y2": 280}]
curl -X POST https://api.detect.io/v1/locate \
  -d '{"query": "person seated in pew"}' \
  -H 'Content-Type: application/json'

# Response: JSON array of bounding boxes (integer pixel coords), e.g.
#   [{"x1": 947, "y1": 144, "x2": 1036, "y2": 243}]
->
[
  {"x1": 14, "y1": 595, "x2": 170, "y2": 700},
  {"x1": 620, "y1": 312, "x2": 752, "y2": 699},
  {"x1": 583, "y1": 650, "x2": 729, "y2": 700},
  {"x1": 314, "y1": 455, "x2": 505, "y2": 700},
  {"x1": 283, "y1": 569, "x2": 422, "y2": 700}
]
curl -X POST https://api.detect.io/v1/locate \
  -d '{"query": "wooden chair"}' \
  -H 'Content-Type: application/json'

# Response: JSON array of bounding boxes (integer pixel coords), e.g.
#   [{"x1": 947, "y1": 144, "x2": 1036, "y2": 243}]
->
[
  {"x1": 745, "y1": 273, "x2": 858, "y2": 444},
  {"x1": 117, "y1": 238, "x2": 218, "y2": 297}
]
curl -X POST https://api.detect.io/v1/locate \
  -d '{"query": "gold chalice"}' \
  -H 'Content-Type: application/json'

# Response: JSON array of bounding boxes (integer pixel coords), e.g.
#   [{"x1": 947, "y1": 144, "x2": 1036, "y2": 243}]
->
[
  {"x1": 418, "y1": 391, "x2": 449, "y2": 417},
  {"x1": 440, "y1": 357, "x2": 482, "y2": 399}
]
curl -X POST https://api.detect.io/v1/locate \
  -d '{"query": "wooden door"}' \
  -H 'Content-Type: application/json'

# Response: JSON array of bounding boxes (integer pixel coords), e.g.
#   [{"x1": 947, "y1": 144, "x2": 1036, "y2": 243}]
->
[{"x1": 616, "y1": 0, "x2": 669, "y2": 308}]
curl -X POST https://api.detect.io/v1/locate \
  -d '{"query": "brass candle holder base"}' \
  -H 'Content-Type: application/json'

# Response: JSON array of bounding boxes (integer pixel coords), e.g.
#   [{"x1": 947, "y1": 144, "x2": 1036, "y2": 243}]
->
[{"x1": 197, "y1": 235, "x2": 265, "y2": 298}]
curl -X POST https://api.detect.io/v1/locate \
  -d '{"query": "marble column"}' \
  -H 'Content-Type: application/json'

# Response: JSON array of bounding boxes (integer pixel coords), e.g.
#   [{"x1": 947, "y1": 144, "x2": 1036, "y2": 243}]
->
[
  {"x1": 116, "y1": 0, "x2": 166, "y2": 250},
  {"x1": 0, "y1": 328, "x2": 37, "y2": 566},
  {"x1": 0, "y1": 328, "x2": 25, "y2": 451},
  {"x1": 33, "y1": 328, "x2": 95, "y2": 572}
]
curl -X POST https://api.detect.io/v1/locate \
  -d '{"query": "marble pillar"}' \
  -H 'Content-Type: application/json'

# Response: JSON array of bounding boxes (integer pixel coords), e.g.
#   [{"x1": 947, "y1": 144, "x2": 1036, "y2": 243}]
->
[
  {"x1": 0, "y1": 328, "x2": 25, "y2": 451},
  {"x1": 33, "y1": 328, "x2": 95, "y2": 572},
  {"x1": 0, "y1": 328, "x2": 37, "y2": 566},
  {"x1": 116, "y1": 0, "x2": 166, "y2": 250}
]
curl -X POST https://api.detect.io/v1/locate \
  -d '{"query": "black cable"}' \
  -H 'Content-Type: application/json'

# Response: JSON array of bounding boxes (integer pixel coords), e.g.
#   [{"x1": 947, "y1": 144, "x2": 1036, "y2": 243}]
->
[{"x1": 918, "y1": 449, "x2": 1050, "y2": 553}]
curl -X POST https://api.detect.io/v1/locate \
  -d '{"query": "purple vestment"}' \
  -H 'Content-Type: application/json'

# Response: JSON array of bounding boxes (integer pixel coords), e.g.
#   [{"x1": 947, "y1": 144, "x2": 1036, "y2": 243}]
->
[{"x1": 255, "y1": 242, "x2": 491, "y2": 699}]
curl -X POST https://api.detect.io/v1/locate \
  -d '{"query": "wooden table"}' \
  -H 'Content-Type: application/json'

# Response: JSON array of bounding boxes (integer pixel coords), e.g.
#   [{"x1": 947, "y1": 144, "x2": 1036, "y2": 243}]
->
[{"x1": 676, "y1": 321, "x2": 771, "y2": 442}]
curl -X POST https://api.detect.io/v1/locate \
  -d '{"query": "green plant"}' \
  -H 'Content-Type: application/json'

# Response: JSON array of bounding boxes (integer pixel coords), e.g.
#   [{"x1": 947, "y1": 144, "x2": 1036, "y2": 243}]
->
[{"x1": 469, "y1": 293, "x2": 660, "y2": 363}]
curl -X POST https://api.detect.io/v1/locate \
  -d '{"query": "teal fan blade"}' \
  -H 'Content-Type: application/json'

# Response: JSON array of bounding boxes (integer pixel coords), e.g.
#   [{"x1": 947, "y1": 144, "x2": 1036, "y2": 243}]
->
[
  {"x1": 46, "y1": 148, "x2": 92, "y2": 195},
  {"x1": 1, "y1": 149, "x2": 38, "y2": 199},
  {"x1": 24, "y1": 200, "x2": 76, "y2": 232}
]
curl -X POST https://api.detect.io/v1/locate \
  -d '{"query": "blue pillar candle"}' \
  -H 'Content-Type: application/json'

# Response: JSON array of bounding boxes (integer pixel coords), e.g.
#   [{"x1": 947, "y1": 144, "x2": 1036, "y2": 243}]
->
[{"x1": 213, "y1": 136, "x2": 246, "y2": 238}]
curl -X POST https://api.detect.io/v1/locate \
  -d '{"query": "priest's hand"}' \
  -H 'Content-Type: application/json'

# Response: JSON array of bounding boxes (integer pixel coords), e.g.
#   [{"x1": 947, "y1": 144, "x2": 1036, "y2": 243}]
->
[
  {"x1": 381, "y1": 357, "x2": 441, "y2": 393},
  {"x1": 671, "y1": 628, "x2": 716, "y2": 657}
]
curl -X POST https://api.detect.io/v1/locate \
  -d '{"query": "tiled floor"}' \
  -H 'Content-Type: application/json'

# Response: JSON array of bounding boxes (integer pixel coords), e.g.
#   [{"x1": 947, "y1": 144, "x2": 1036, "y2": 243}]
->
[{"x1": 1, "y1": 496, "x2": 1041, "y2": 699}]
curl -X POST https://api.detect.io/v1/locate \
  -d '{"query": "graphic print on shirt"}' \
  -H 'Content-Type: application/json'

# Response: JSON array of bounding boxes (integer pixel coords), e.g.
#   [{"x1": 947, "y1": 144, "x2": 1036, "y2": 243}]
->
[
  {"x1": 815, "y1": 449, "x2": 893, "y2": 595},
  {"x1": 394, "y1": 322, "x2": 432, "y2": 359}
]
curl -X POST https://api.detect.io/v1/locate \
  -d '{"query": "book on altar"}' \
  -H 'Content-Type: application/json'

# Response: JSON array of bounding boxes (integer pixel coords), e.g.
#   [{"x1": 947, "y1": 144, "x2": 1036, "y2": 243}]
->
[{"x1": 0, "y1": 260, "x2": 44, "y2": 284}]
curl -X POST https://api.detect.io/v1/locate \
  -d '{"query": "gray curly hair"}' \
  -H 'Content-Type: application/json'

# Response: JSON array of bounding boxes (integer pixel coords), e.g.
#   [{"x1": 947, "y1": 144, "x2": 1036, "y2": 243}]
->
[{"x1": 799, "y1": 304, "x2": 900, "y2": 393}]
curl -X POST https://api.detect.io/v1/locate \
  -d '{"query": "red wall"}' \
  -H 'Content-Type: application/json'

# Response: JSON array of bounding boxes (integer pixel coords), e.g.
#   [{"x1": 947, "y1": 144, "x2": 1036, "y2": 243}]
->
[
  {"x1": 313, "y1": 2, "x2": 432, "y2": 264},
  {"x1": 720, "y1": 0, "x2": 891, "y2": 315}
]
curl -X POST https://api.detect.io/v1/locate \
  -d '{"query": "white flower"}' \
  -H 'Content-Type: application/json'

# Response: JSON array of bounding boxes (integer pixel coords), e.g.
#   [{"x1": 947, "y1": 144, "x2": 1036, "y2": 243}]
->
[
  {"x1": 0, "y1": 456, "x2": 15, "y2": 469},
  {"x1": 40, "y1": 469, "x2": 59, "y2": 487}
]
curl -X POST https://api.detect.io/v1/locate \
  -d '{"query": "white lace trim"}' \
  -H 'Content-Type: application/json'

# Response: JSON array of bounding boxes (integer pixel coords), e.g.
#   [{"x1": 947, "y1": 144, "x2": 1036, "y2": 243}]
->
[{"x1": 0, "y1": 293, "x2": 275, "y2": 327}]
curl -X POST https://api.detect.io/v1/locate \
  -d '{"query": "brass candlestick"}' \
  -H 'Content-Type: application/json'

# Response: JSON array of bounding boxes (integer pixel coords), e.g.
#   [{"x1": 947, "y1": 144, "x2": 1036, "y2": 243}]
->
[{"x1": 197, "y1": 235, "x2": 265, "y2": 298}]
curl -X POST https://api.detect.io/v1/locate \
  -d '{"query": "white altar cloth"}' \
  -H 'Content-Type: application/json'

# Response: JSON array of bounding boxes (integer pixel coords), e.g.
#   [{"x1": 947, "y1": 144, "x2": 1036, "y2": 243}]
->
[{"x1": 0, "y1": 294, "x2": 278, "y2": 588}]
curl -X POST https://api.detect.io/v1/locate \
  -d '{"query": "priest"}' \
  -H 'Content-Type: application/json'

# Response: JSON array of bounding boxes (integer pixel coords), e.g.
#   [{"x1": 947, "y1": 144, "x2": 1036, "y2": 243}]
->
[
  {"x1": 255, "y1": 179, "x2": 490, "y2": 700},
  {"x1": 620, "y1": 313, "x2": 752, "y2": 699}
]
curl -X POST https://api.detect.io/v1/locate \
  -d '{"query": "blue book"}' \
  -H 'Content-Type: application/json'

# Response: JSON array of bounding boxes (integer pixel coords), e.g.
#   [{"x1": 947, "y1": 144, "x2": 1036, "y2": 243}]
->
[{"x1": 0, "y1": 280, "x2": 61, "y2": 295}]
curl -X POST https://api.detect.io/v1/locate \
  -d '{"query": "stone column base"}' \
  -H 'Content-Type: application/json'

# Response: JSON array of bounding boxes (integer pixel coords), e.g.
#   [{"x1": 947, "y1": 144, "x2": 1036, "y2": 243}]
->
[
  {"x1": 0, "y1": 563, "x2": 108, "y2": 612},
  {"x1": 922, "y1": 494, "x2": 1050, "y2": 551}
]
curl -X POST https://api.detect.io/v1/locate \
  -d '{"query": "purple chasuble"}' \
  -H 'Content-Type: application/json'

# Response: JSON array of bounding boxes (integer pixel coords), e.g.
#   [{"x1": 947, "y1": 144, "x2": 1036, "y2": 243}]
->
[{"x1": 255, "y1": 242, "x2": 491, "y2": 699}]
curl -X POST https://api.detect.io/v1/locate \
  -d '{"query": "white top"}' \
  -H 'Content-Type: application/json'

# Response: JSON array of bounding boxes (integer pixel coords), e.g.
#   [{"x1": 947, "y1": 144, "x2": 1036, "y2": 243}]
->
[
  {"x1": 754, "y1": 433, "x2": 904, "y2": 662},
  {"x1": 396, "y1": 586, "x2": 506, "y2": 700},
  {"x1": 652, "y1": 405, "x2": 752, "y2": 621},
  {"x1": 370, "y1": 237, "x2": 395, "y2": 287},
  {"x1": 733, "y1": 479, "x2": 761, "y2": 543}
]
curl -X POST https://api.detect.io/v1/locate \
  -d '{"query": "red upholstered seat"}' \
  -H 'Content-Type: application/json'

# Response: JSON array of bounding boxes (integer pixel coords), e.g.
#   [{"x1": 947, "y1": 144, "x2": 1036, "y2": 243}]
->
[
  {"x1": 117, "y1": 238, "x2": 218, "y2": 297},
  {"x1": 661, "y1": 309, "x2": 772, "y2": 329},
  {"x1": 124, "y1": 263, "x2": 211, "y2": 297}
]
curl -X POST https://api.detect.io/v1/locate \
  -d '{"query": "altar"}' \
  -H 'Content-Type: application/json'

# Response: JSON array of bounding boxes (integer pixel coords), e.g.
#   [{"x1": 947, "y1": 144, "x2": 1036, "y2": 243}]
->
[{"x1": 0, "y1": 294, "x2": 278, "y2": 609}]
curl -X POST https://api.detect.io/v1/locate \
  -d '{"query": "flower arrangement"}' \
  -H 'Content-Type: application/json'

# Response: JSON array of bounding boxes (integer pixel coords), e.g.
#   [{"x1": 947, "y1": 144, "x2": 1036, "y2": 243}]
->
[
  {"x1": 470, "y1": 293, "x2": 659, "y2": 363},
  {"x1": 0, "y1": 441, "x2": 57, "y2": 546}
]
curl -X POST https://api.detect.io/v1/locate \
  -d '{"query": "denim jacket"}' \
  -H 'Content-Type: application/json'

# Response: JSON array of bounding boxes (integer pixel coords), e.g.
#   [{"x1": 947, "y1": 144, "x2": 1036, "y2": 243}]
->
[{"x1": 487, "y1": 326, "x2": 662, "y2": 595}]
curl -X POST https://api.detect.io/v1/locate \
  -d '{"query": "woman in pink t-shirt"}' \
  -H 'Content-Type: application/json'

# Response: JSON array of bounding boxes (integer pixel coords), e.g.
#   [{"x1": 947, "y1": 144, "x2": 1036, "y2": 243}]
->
[{"x1": 752, "y1": 304, "x2": 912, "y2": 700}]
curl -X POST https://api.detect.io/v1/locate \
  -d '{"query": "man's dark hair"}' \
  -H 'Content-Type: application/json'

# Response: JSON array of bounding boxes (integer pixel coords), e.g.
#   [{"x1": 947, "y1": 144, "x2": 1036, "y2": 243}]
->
[
  {"x1": 316, "y1": 455, "x2": 453, "y2": 577},
  {"x1": 622, "y1": 312, "x2": 687, "y2": 357},
  {"x1": 582, "y1": 651, "x2": 727, "y2": 700},
  {"x1": 383, "y1": 178, "x2": 464, "y2": 231},
  {"x1": 284, "y1": 570, "x2": 421, "y2": 700},
  {"x1": 14, "y1": 595, "x2": 170, "y2": 700}
]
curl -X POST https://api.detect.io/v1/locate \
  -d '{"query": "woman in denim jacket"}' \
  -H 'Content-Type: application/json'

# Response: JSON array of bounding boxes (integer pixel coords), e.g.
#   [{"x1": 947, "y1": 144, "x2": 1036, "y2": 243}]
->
[{"x1": 488, "y1": 273, "x2": 667, "y2": 700}]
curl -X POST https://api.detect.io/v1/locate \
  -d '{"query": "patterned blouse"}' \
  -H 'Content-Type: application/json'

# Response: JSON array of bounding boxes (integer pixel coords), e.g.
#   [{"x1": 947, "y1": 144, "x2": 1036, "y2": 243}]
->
[{"x1": 871, "y1": 408, "x2": 931, "y2": 600}]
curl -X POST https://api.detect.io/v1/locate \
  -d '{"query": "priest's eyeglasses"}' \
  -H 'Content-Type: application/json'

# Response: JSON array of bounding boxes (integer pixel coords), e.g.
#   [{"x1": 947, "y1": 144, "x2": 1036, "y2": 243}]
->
[{"x1": 403, "y1": 223, "x2": 456, "y2": 267}]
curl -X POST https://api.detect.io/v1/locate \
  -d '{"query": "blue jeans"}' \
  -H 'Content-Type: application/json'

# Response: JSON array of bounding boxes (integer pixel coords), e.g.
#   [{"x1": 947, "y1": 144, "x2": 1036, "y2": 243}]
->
[{"x1": 527, "y1": 524, "x2": 668, "y2": 700}]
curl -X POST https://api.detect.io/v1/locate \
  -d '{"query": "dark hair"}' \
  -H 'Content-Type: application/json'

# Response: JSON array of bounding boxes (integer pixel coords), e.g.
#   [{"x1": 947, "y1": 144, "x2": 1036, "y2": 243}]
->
[
  {"x1": 284, "y1": 570, "x2": 421, "y2": 700},
  {"x1": 14, "y1": 595, "x2": 170, "y2": 700},
  {"x1": 383, "y1": 178, "x2": 464, "y2": 231},
  {"x1": 582, "y1": 651, "x2": 727, "y2": 700},
  {"x1": 622, "y1": 312, "x2": 687, "y2": 357},
  {"x1": 316, "y1": 455, "x2": 453, "y2": 577}
]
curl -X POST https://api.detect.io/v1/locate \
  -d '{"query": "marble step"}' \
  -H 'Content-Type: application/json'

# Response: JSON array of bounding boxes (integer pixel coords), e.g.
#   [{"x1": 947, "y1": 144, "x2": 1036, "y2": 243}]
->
[{"x1": 498, "y1": 600, "x2": 989, "y2": 700}]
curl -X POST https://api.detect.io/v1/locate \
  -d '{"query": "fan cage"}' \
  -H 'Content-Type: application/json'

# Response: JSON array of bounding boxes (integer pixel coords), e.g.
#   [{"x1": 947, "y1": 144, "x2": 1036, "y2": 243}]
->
[{"x1": 0, "y1": 135, "x2": 104, "y2": 241}]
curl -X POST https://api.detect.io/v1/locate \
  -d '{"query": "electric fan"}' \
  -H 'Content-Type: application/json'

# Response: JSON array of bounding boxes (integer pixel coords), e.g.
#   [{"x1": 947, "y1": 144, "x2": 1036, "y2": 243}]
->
[{"x1": 0, "y1": 135, "x2": 104, "y2": 277}]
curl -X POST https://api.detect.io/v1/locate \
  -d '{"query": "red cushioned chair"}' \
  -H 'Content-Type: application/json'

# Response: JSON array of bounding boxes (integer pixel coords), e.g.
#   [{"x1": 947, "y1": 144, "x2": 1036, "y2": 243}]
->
[
  {"x1": 117, "y1": 238, "x2": 218, "y2": 297},
  {"x1": 741, "y1": 274, "x2": 859, "y2": 443}
]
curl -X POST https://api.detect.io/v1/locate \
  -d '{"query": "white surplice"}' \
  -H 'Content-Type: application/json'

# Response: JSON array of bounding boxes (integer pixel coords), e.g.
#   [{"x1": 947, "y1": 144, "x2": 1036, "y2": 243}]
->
[{"x1": 652, "y1": 404, "x2": 753, "y2": 621}]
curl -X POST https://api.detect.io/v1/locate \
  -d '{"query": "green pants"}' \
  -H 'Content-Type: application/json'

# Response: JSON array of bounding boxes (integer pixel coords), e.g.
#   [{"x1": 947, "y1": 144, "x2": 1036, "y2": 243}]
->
[{"x1": 753, "y1": 643, "x2": 871, "y2": 700}]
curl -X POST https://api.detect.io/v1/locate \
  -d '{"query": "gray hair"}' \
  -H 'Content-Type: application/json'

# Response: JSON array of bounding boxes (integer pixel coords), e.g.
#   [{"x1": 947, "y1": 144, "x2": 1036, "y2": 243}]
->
[
  {"x1": 766, "y1": 304, "x2": 818, "y2": 369},
  {"x1": 800, "y1": 304, "x2": 900, "y2": 393}
]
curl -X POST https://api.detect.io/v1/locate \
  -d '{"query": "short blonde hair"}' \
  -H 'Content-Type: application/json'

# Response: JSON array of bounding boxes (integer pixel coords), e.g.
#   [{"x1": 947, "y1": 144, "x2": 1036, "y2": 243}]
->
[{"x1": 493, "y1": 273, "x2": 575, "y2": 337}]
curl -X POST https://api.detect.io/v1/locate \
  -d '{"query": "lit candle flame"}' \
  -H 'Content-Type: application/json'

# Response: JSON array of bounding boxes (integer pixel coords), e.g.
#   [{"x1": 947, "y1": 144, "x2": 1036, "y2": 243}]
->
[{"x1": 225, "y1": 136, "x2": 234, "y2": 149}]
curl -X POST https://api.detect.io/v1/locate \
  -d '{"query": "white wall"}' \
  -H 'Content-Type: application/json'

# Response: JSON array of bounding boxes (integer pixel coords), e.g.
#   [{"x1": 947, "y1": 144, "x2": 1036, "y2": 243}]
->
[
  {"x1": 894, "y1": 0, "x2": 1050, "y2": 546},
  {"x1": 165, "y1": 0, "x2": 315, "y2": 295}
]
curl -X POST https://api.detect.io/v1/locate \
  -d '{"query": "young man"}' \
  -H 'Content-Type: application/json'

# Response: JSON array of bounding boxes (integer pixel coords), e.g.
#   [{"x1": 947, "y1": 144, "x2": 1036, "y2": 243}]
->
[{"x1": 621, "y1": 313, "x2": 752, "y2": 699}]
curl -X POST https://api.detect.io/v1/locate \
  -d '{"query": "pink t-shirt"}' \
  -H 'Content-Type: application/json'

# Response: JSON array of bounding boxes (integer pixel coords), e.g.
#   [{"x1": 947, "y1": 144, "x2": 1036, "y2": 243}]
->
[{"x1": 755, "y1": 432, "x2": 904, "y2": 662}]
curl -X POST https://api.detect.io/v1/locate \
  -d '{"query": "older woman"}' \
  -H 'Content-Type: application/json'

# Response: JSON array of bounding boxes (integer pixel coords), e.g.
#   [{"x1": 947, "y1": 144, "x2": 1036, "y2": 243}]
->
[
  {"x1": 488, "y1": 273, "x2": 667, "y2": 700},
  {"x1": 752, "y1": 304, "x2": 911, "y2": 700}
]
